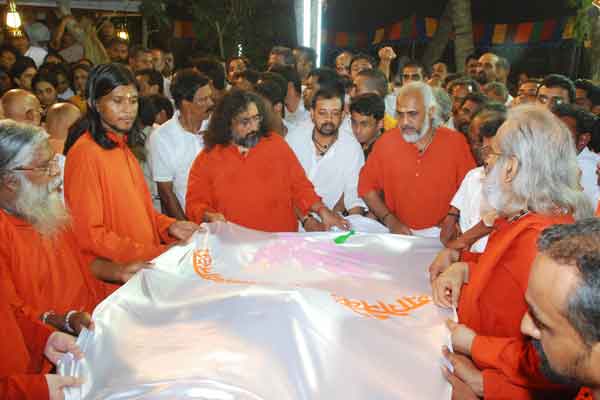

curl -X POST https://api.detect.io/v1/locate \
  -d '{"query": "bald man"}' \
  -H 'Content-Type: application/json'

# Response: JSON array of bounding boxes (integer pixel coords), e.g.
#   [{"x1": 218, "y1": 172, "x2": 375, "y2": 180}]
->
[
  {"x1": 45, "y1": 102, "x2": 81, "y2": 155},
  {"x1": 1, "y1": 88, "x2": 42, "y2": 126}
]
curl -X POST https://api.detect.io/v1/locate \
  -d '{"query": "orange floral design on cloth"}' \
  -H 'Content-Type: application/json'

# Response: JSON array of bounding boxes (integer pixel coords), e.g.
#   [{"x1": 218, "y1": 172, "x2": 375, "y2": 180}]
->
[{"x1": 332, "y1": 294, "x2": 432, "y2": 320}]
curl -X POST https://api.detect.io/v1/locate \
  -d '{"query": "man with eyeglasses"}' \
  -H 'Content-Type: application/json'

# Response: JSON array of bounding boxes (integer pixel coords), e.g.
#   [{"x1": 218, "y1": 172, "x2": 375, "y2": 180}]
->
[
  {"x1": 148, "y1": 69, "x2": 214, "y2": 221},
  {"x1": 536, "y1": 74, "x2": 576, "y2": 110},
  {"x1": 186, "y1": 89, "x2": 349, "y2": 232}
]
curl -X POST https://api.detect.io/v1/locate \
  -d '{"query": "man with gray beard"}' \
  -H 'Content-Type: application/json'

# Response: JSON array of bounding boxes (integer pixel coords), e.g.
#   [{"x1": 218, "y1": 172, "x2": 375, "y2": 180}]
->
[
  {"x1": 0, "y1": 120, "x2": 150, "y2": 338},
  {"x1": 433, "y1": 106, "x2": 593, "y2": 399},
  {"x1": 358, "y1": 81, "x2": 475, "y2": 236}
]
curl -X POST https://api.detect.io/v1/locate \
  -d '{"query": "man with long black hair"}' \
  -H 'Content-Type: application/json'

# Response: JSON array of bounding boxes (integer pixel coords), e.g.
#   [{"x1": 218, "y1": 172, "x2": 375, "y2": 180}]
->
[
  {"x1": 64, "y1": 63, "x2": 198, "y2": 265},
  {"x1": 186, "y1": 89, "x2": 349, "y2": 232}
]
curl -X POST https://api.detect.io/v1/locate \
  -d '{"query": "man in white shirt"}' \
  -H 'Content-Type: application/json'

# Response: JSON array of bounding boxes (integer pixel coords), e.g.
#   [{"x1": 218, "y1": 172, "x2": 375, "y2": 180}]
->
[
  {"x1": 553, "y1": 103, "x2": 600, "y2": 207},
  {"x1": 269, "y1": 65, "x2": 309, "y2": 128},
  {"x1": 10, "y1": 32, "x2": 47, "y2": 68},
  {"x1": 287, "y1": 86, "x2": 366, "y2": 231},
  {"x1": 443, "y1": 109, "x2": 506, "y2": 252},
  {"x1": 148, "y1": 69, "x2": 214, "y2": 220}
]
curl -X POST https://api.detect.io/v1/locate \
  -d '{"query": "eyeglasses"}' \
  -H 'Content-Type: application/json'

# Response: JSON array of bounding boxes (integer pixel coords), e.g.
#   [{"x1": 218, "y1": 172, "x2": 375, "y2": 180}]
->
[
  {"x1": 235, "y1": 114, "x2": 262, "y2": 127},
  {"x1": 11, "y1": 158, "x2": 60, "y2": 177},
  {"x1": 537, "y1": 94, "x2": 565, "y2": 107}
]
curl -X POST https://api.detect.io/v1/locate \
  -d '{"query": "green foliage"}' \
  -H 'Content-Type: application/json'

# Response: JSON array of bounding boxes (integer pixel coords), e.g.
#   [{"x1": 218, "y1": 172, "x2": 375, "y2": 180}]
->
[{"x1": 570, "y1": 0, "x2": 595, "y2": 42}]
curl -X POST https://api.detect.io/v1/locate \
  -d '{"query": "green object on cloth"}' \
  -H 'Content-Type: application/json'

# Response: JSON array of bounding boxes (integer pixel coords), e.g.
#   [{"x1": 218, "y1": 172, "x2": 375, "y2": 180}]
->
[{"x1": 334, "y1": 230, "x2": 355, "y2": 244}]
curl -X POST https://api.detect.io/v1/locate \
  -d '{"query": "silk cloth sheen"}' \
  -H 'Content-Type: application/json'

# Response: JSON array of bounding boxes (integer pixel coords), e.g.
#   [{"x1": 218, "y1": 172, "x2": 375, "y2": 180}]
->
[{"x1": 60, "y1": 222, "x2": 452, "y2": 400}]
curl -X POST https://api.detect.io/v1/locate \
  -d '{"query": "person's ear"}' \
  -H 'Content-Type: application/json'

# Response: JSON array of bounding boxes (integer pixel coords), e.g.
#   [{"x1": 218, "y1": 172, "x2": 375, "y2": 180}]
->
[{"x1": 25, "y1": 108, "x2": 36, "y2": 123}]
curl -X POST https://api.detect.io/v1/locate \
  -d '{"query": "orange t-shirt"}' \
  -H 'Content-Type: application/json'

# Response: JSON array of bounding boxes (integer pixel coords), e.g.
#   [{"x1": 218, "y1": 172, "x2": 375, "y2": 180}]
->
[
  {"x1": 0, "y1": 210, "x2": 112, "y2": 322},
  {"x1": 358, "y1": 127, "x2": 475, "y2": 229},
  {"x1": 0, "y1": 297, "x2": 52, "y2": 400},
  {"x1": 186, "y1": 133, "x2": 321, "y2": 232},
  {"x1": 459, "y1": 212, "x2": 574, "y2": 399},
  {"x1": 64, "y1": 132, "x2": 175, "y2": 264}
]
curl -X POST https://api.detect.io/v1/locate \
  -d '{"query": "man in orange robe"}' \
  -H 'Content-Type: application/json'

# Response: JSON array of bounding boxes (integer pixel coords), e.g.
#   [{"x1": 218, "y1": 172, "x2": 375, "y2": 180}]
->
[
  {"x1": 186, "y1": 89, "x2": 349, "y2": 232},
  {"x1": 64, "y1": 63, "x2": 197, "y2": 264},
  {"x1": 358, "y1": 81, "x2": 474, "y2": 235},
  {"x1": 434, "y1": 106, "x2": 593, "y2": 398},
  {"x1": 0, "y1": 294, "x2": 83, "y2": 400},
  {"x1": 0, "y1": 120, "x2": 151, "y2": 333}
]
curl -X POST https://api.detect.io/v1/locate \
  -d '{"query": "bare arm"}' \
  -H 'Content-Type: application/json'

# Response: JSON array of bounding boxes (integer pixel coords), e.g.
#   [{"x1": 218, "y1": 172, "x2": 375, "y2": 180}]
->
[
  {"x1": 90, "y1": 258, "x2": 153, "y2": 284},
  {"x1": 362, "y1": 190, "x2": 411, "y2": 234},
  {"x1": 157, "y1": 181, "x2": 187, "y2": 220},
  {"x1": 446, "y1": 221, "x2": 494, "y2": 250}
]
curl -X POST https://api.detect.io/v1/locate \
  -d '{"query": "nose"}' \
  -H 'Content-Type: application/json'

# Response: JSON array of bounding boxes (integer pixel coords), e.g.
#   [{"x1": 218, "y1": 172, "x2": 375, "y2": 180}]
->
[{"x1": 520, "y1": 312, "x2": 541, "y2": 339}]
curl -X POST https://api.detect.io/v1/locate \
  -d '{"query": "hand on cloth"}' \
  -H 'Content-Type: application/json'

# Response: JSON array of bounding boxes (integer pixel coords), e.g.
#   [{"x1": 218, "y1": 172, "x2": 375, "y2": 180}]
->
[
  {"x1": 442, "y1": 346, "x2": 483, "y2": 398},
  {"x1": 318, "y1": 208, "x2": 351, "y2": 231},
  {"x1": 428, "y1": 248, "x2": 460, "y2": 282},
  {"x1": 432, "y1": 262, "x2": 468, "y2": 308},
  {"x1": 46, "y1": 374, "x2": 84, "y2": 400},
  {"x1": 119, "y1": 262, "x2": 153, "y2": 283},
  {"x1": 446, "y1": 320, "x2": 476, "y2": 356},
  {"x1": 44, "y1": 331, "x2": 84, "y2": 364},
  {"x1": 168, "y1": 221, "x2": 200, "y2": 241}
]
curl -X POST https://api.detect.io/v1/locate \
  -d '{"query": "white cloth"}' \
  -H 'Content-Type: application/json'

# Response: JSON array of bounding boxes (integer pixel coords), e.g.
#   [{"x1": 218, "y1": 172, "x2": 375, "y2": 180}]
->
[
  {"x1": 505, "y1": 93, "x2": 514, "y2": 106},
  {"x1": 577, "y1": 147, "x2": 600, "y2": 206},
  {"x1": 24, "y1": 45, "x2": 47, "y2": 68},
  {"x1": 143, "y1": 126, "x2": 162, "y2": 212},
  {"x1": 445, "y1": 116, "x2": 456, "y2": 131},
  {"x1": 286, "y1": 123, "x2": 365, "y2": 211},
  {"x1": 60, "y1": 222, "x2": 451, "y2": 400},
  {"x1": 450, "y1": 166, "x2": 489, "y2": 253},
  {"x1": 148, "y1": 112, "x2": 205, "y2": 211},
  {"x1": 59, "y1": 44, "x2": 84, "y2": 64},
  {"x1": 384, "y1": 93, "x2": 397, "y2": 118},
  {"x1": 163, "y1": 76, "x2": 172, "y2": 100},
  {"x1": 284, "y1": 100, "x2": 310, "y2": 127}
]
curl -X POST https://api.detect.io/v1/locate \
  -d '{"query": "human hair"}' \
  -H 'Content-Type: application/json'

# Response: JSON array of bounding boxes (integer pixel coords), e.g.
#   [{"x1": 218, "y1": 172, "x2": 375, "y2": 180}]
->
[
  {"x1": 138, "y1": 96, "x2": 159, "y2": 127},
  {"x1": 205, "y1": 89, "x2": 274, "y2": 151},
  {"x1": 432, "y1": 87, "x2": 452, "y2": 123},
  {"x1": 574, "y1": 79, "x2": 596, "y2": 95},
  {"x1": 356, "y1": 68, "x2": 389, "y2": 97},
  {"x1": 169, "y1": 68, "x2": 210, "y2": 110},
  {"x1": 108, "y1": 37, "x2": 129, "y2": 50},
  {"x1": 479, "y1": 101, "x2": 507, "y2": 114},
  {"x1": 473, "y1": 109, "x2": 506, "y2": 138},
  {"x1": 483, "y1": 81, "x2": 508, "y2": 102},
  {"x1": 0, "y1": 119, "x2": 47, "y2": 177},
  {"x1": 268, "y1": 65, "x2": 301, "y2": 95},
  {"x1": 538, "y1": 74, "x2": 576, "y2": 104},
  {"x1": 255, "y1": 79, "x2": 285, "y2": 107},
  {"x1": 32, "y1": 69, "x2": 59, "y2": 90},
  {"x1": 192, "y1": 57, "x2": 226, "y2": 90},
  {"x1": 307, "y1": 67, "x2": 340, "y2": 90},
  {"x1": 260, "y1": 71, "x2": 289, "y2": 98},
  {"x1": 397, "y1": 81, "x2": 442, "y2": 128},
  {"x1": 350, "y1": 93, "x2": 385, "y2": 121},
  {"x1": 495, "y1": 105, "x2": 593, "y2": 219},
  {"x1": 129, "y1": 45, "x2": 151, "y2": 60},
  {"x1": 233, "y1": 69, "x2": 260, "y2": 86},
  {"x1": 63, "y1": 63, "x2": 143, "y2": 155},
  {"x1": 403, "y1": 59, "x2": 428, "y2": 76},
  {"x1": 10, "y1": 56, "x2": 36, "y2": 81},
  {"x1": 294, "y1": 46, "x2": 316, "y2": 65},
  {"x1": 537, "y1": 218, "x2": 600, "y2": 345},
  {"x1": 226, "y1": 56, "x2": 250, "y2": 72},
  {"x1": 447, "y1": 77, "x2": 481, "y2": 94},
  {"x1": 460, "y1": 92, "x2": 489, "y2": 109},
  {"x1": 135, "y1": 68, "x2": 164, "y2": 94},
  {"x1": 311, "y1": 86, "x2": 345, "y2": 110},
  {"x1": 465, "y1": 53, "x2": 479, "y2": 65},
  {"x1": 269, "y1": 46, "x2": 295, "y2": 66},
  {"x1": 350, "y1": 53, "x2": 376, "y2": 71},
  {"x1": 148, "y1": 93, "x2": 174, "y2": 120},
  {"x1": 552, "y1": 103, "x2": 598, "y2": 136},
  {"x1": 0, "y1": 45, "x2": 18, "y2": 60},
  {"x1": 43, "y1": 49, "x2": 67, "y2": 65}
]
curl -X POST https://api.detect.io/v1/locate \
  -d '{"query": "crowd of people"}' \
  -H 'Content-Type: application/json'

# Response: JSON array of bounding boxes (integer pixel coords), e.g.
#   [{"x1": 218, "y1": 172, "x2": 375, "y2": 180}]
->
[{"x1": 1, "y1": 9, "x2": 600, "y2": 400}]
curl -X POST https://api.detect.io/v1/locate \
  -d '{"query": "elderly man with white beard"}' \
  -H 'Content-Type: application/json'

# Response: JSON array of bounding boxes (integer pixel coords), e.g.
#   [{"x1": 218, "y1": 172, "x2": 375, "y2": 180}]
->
[
  {"x1": 0, "y1": 120, "x2": 151, "y2": 338},
  {"x1": 358, "y1": 81, "x2": 475, "y2": 236},
  {"x1": 432, "y1": 105, "x2": 593, "y2": 399}
]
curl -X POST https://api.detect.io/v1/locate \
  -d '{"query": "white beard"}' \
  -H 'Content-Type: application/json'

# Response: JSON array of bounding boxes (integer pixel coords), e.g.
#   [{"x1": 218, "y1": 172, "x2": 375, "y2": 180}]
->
[
  {"x1": 14, "y1": 176, "x2": 70, "y2": 237},
  {"x1": 402, "y1": 115, "x2": 430, "y2": 143},
  {"x1": 481, "y1": 162, "x2": 508, "y2": 213}
]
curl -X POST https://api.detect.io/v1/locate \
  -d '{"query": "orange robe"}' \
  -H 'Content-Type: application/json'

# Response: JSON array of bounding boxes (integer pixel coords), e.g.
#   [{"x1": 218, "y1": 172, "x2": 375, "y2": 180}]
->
[
  {"x1": 0, "y1": 296, "x2": 52, "y2": 400},
  {"x1": 186, "y1": 133, "x2": 321, "y2": 232},
  {"x1": 596, "y1": 201, "x2": 599, "y2": 216},
  {"x1": 458, "y1": 212, "x2": 574, "y2": 399},
  {"x1": 0, "y1": 210, "x2": 112, "y2": 322},
  {"x1": 64, "y1": 132, "x2": 176, "y2": 264},
  {"x1": 358, "y1": 127, "x2": 475, "y2": 229}
]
